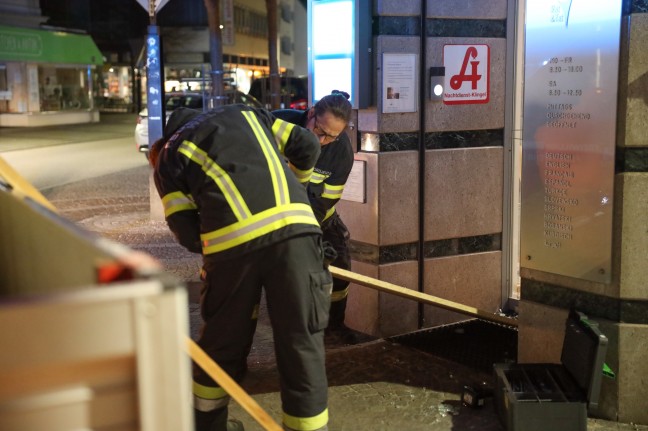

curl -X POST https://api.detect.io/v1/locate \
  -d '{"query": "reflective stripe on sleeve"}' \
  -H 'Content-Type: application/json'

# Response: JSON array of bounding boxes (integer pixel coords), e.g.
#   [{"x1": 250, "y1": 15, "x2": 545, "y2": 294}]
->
[
  {"x1": 271, "y1": 118, "x2": 295, "y2": 154},
  {"x1": 309, "y1": 172, "x2": 327, "y2": 184},
  {"x1": 162, "y1": 191, "x2": 197, "y2": 217},
  {"x1": 291, "y1": 164, "x2": 314, "y2": 184},
  {"x1": 282, "y1": 408, "x2": 328, "y2": 431},
  {"x1": 322, "y1": 183, "x2": 344, "y2": 199}
]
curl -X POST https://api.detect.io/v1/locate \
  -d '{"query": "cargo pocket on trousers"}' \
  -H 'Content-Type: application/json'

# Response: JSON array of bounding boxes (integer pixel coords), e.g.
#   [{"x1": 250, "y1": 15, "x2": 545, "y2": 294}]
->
[{"x1": 308, "y1": 270, "x2": 333, "y2": 333}]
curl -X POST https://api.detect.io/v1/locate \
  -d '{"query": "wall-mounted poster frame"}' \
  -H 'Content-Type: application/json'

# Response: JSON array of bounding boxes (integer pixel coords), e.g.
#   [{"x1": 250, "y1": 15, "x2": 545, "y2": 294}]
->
[{"x1": 382, "y1": 53, "x2": 418, "y2": 114}]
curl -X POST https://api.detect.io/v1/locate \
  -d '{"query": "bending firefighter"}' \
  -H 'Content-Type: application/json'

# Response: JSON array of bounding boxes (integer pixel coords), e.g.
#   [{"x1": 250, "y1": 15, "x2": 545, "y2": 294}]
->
[
  {"x1": 151, "y1": 106, "x2": 331, "y2": 431},
  {"x1": 273, "y1": 90, "x2": 356, "y2": 343}
]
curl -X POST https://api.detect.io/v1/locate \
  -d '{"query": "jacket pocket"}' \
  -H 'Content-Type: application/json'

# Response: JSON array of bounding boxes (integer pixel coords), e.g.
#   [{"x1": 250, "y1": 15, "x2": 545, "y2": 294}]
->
[{"x1": 308, "y1": 270, "x2": 333, "y2": 333}]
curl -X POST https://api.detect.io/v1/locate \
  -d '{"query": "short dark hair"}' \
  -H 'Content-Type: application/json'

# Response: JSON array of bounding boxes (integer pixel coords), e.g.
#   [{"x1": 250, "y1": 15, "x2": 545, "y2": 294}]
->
[
  {"x1": 149, "y1": 138, "x2": 165, "y2": 168},
  {"x1": 313, "y1": 90, "x2": 352, "y2": 124}
]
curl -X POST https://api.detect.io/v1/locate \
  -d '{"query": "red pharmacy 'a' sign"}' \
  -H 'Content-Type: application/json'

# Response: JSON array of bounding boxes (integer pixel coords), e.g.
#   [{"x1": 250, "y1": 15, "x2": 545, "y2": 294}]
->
[{"x1": 443, "y1": 44, "x2": 490, "y2": 105}]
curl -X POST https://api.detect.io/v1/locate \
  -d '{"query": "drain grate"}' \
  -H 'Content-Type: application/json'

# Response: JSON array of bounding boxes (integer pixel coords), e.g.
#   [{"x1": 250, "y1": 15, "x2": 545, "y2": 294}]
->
[{"x1": 389, "y1": 319, "x2": 518, "y2": 373}]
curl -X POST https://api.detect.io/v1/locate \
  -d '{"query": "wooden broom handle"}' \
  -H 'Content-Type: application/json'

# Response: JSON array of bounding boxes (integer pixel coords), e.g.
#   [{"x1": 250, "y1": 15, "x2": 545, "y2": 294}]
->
[{"x1": 328, "y1": 265, "x2": 518, "y2": 328}]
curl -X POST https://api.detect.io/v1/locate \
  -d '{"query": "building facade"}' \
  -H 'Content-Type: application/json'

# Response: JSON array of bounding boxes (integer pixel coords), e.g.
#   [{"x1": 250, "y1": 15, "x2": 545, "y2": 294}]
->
[{"x1": 0, "y1": 2, "x2": 103, "y2": 126}]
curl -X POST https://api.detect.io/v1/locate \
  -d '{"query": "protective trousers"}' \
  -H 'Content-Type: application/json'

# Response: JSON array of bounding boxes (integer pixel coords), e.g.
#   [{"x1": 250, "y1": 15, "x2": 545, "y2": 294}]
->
[
  {"x1": 193, "y1": 234, "x2": 331, "y2": 431},
  {"x1": 321, "y1": 213, "x2": 351, "y2": 328}
]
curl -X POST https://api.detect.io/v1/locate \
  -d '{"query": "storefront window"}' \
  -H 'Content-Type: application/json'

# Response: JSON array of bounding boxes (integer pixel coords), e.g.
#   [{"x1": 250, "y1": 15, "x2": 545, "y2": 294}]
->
[
  {"x1": 0, "y1": 65, "x2": 8, "y2": 113},
  {"x1": 39, "y1": 66, "x2": 93, "y2": 111}
]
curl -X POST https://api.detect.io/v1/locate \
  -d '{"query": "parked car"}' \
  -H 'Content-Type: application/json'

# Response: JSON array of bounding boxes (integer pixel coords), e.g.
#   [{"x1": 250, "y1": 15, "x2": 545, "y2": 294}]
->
[
  {"x1": 135, "y1": 90, "x2": 263, "y2": 156},
  {"x1": 248, "y1": 76, "x2": 308, "y2": 110}
]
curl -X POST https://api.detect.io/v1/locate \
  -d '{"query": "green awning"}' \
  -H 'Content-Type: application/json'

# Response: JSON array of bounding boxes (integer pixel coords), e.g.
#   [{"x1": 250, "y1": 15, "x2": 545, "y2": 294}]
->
[{"x1": 0, "y1": 25, "x2": 103, "y2": 65}]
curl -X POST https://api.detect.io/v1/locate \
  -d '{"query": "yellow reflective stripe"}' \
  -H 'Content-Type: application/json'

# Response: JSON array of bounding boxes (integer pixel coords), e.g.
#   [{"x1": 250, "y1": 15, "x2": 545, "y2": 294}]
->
[
  {"x1": 178, "y1": 140, "x2": 252, "y2": 221},
  {"x1": 310, "y1": 172, "x2": 327, "y2": 184},
  {"x1": 291, "y1": 165, "x2": 313, "y2": 184},
  {"x1": 194, "y1": 395, "x2": 229, "y2": 412},
  {"x1": 272, "y1": 118, "x2": 295, "y2": 154},
  {"x1": 162, "y1": 191, "x2": 197, "y2": 217},
  {"x1": 243, "y1": 111, "x2": 289, "y2": 206},
  {"x1": 330, "y1": 287, "x2": 349, "y2": 302},
  {"x1": 201, "y1": 203, "x2": 319, "y2": 254},
  {"x1": 322, "y1": 207, "x2": 336, "y2": 222},
  {"x1": 322, "y1": 183, "x2": 344, "y2": 199},
  {"x1": 283, "y1": 408, "x2": 328, "y2": 431},
  {"x1": 192, "y1": 381, "x2": 228, "y2": 400}
]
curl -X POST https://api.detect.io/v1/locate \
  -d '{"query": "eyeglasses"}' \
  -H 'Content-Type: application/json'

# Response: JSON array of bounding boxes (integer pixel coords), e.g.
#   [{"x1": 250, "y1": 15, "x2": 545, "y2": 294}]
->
[{"x1": 313, "y1": 118, "x2": 339, "y2": 143}]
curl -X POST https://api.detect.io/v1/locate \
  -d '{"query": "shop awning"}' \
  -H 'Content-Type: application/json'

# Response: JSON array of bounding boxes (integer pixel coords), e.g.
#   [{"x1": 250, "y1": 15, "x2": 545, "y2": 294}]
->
[{"x1": 0, "y1": 25, "x2": 103, "y2": 65}]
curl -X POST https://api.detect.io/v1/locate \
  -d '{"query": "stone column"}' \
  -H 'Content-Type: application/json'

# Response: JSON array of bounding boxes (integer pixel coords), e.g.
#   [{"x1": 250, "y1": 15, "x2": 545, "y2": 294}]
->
[
  {"x1": 517, "y1": 2, "x2": 648, "y2": 424},
  {"x1": 336, "y1": 0, "x2": 508, "y2": 336}
]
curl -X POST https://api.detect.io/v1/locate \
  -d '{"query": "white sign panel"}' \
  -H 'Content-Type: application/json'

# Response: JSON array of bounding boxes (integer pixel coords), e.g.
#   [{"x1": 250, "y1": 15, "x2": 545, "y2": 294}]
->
[
  {"x1": 519, "y1": 0, "x2": 622, "y2": 283},
  {"x1": 135, "y1": 0, "x2": 171, "y2": 14},
  {"x1": 222, "y1": 0, "x2": 235, "y2": 46},
  {"x1": 443, "y1": 44, "x2": 490, "y2": 105},
  {"x1": 382, "y1": 53, "x2": 417, "y2": 113},
  {"x1": 341, "y1": 160, "x2": 366, "y2": 203}
]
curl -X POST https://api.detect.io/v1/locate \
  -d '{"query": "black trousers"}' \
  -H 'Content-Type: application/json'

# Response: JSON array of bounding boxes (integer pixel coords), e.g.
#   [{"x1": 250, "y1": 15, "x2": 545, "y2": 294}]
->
[
  {"x1": 321, "y1": 212, "x2": 351, "y2": 328},
  {"x1": 194, "y1": 234, "x2": 331, "y2": 429}
]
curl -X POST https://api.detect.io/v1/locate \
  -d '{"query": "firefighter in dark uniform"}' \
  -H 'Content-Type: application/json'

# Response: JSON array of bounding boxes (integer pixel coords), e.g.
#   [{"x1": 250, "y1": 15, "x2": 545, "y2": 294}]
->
[
  {"x1": 273, "y1": 90, "x2": 357, "y2": 344},
  {"x1": 151, "y1": 105, "x2": 331, "y2": 431}
]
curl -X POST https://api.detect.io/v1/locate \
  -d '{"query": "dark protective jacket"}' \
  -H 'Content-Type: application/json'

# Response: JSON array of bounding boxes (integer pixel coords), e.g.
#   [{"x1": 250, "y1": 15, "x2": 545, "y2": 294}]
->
[
  {"x1": 154, "y1": 105, "x2": 322, "y2": 261},
  {"x1": 272, "y1": 109, "x2": 355, "y2": 225}
]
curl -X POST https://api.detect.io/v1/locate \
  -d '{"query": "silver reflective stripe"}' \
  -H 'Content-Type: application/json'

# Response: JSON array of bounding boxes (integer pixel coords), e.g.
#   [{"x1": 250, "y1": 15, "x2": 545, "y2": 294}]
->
[
  {"x1": 273, "y1": 118, "x2": 291, "y2": 153},
  {"x1": 202, "y1": 207, "x2": 315, "y2": 250},
  {"x1": 193, "y1": 394, "x2": 230, "y2": 412},
  {"x1": 310, "y1": 172, "x2": 327, "y2": 184}
]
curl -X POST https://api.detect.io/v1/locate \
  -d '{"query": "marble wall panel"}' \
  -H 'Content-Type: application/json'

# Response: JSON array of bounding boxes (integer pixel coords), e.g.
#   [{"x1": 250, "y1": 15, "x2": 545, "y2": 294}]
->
[
  {"x1": 344, "y1": 261, "x2": 381, "y2": 335},
  {"x1": 358, "y1": 108, "x2": 378, "y2": 133},
  {"x1": 377, "y1": 261, "x2": 420, "y2": 337},
  {"x1": 374, "y1": 0, "x2": 508, "y2": 19},
  {"x1": 374, "y1": 0, "x2": 420, "y2": 16},
  {"x1": 615, "y1": 323, "x2": 648, "y2": 423},
  {"x1": 424, "y1": 147, "x2": 503, "y2": 241},
  {"x1": 426, "y1": 38, "x2": 506, "y2": 132},
  {"x1": 336, "y1": 152, "x2": 379, "y2": 245},
  {"x1": 378, "y1": 151, "x2": 419, "y2": 245},
  {"x1": 517, "y1": 300, "x2": 568, "y2": 364},
  {"x1": 622, "y1": 13, "x2": 648, "y2": 148},
  {"x1": 426, "y1": 0, "x2": 507, "y2": 19},
  {"x1": 616, "y1": 173, "x2": 648, "y2": 300},
  {"x1": 375, "y1": 36, "x2": 421, "y2": 133},
  {"x1": 422, "y1": 251, "x2": 502, "y2": 328}
]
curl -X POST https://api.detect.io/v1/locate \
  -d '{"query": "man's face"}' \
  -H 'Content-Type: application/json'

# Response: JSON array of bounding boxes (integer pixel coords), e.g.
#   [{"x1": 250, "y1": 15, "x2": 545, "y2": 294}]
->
[{"x1": 306, "y1": 109, "x2": 347, "y2": 146}]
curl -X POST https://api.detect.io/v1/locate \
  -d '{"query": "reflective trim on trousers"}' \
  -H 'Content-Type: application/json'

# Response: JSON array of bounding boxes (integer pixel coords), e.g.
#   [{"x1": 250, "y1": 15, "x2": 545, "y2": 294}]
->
[
  {"x1": 282, "y1": 407, "x2": 328, "y2": 431},
  {"x1": 193, "y1": 381, "x2": 230, "y2": 412}
]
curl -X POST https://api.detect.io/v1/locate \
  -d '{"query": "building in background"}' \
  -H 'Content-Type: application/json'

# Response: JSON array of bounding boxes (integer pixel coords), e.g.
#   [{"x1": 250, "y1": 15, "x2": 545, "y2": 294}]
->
[
  {"x1": 147, "y1": 0, "x2": 307, "y2": 103},
  {"x1": 0, "y1": 0, "x2": 307, "y2": 126},
  {"x1": 35, "y1": 0, "x2": 307, "y2": 117},
  {"x1": 0, "y1": 2, "x2": 104, "y2": 127}
]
